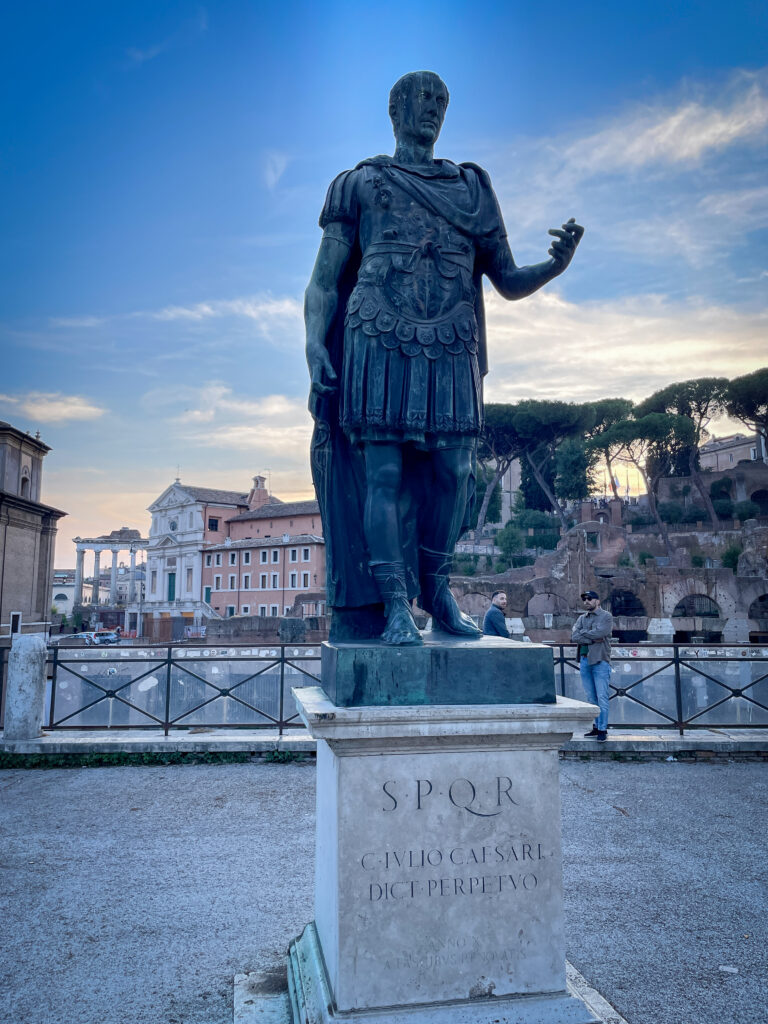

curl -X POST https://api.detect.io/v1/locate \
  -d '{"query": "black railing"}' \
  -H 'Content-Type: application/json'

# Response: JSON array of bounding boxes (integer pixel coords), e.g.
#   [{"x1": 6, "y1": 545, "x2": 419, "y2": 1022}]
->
[
  {"x1": 551, "y1": 643, "x2": 768, "y2": 735},
  {"x1": 41, "y1": 641, "x2": 768, "y2": 736},
  {"x1": 45, "y1": 644, "x2": 321, "y2": 735}
]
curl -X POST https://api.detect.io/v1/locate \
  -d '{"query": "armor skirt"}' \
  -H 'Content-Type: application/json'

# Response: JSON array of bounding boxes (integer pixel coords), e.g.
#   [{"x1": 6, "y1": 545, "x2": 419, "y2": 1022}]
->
[{"x1": 339, "y1": 322, "x2": 483, "y2": 448}]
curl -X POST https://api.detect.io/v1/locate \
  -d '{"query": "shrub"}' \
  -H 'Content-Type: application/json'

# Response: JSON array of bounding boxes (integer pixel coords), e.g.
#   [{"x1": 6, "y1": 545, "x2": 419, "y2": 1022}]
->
[
  {"x1": 496, "y1": 523, "x2": 524, "y2": 559},
  {"x1": 734, "y1": 499, "x2": 760, "y2": 521},
  {"x1": 637, "y1": 551, "x2": 654, "y2": 566},
  {"x1": 712, "y1": 498, "x2": 734, "y2": 518},
  {"x1": 493, "y1": 557, "x2": 511, "y2": 573},
  {"x1": 513, "y1": 509, "x2": 556, "y2": 530},
  {"x1": 626, "y1": 511, "x2": 654, "y2": 527},
  {"x1": 511, "y1": 554, "x2": 535, "y2": 568},
  {"x1": 682, "y1": 505, "x2": 707, "y2": 524},
  {"x1": 709, "y1": 477, "x2": 732, "y2": 499},
  {"x1": 617, "y1": 553, "x2": 632, "y2": 567},
  {"x1": 658, "y1": 501, "x2": 684, "y2": 523},
  {"x1": 691, "y1": 554, "x2": 705, "y2": 568},
  {"x1": 722, "y1": 544, "x2": 743, "y2": 571}
]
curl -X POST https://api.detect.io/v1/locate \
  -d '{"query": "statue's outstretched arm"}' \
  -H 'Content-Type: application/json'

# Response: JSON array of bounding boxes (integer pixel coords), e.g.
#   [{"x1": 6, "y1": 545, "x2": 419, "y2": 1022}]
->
[
  {"x1": 485, "y1": 218, "x2": 584, "y2": 301},
  {"x1": 305, "y1": 223, "x2": 356, "y2": 395}
]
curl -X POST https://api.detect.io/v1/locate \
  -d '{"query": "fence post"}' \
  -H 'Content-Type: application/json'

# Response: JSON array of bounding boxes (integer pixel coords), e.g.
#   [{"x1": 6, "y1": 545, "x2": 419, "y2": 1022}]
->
[
  {"x1": 558, "y1": 645, "x2": 566, "y2": 697},
  {"x1": 164, "y1": 646, "x2": 173, "y2": 737},
  {"x1": 278, "y1": 646, "x2": 286, "y2": 737},
  {"x1": 673, "y1": 646, "x2": 685, "y2": 737},
  {"x1": 49, "y1": 646, "x2": 59, "y2": 727},
  {"x1": 3, "y1": 634, "x2": 47, "y2": 740}
]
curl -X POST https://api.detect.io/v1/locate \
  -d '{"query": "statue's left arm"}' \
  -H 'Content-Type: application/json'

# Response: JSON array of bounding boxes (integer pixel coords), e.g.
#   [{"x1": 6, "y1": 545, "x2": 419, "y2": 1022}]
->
[{"x1": 484, "y1": 217, "x2": 584, "y2": 301}]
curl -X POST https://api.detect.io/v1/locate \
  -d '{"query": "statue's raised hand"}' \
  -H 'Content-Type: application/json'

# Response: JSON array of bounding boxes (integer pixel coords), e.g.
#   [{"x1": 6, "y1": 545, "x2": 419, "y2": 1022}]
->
[
  {"x1": 547, "y1": 218, "x2": 584, "y2": 273},
  {"x1": 307, "y1": 340, "x2": 338, "y2": 396}
]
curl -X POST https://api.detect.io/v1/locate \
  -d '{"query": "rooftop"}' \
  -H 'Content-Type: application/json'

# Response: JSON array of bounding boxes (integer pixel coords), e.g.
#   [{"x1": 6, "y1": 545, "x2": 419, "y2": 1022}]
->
[
  {"x1": 204, "y1": 534, "x2": 324, "y2": 551},
  {"x1": 228, "y1": 499, "x2": 319, "y2": 522}
]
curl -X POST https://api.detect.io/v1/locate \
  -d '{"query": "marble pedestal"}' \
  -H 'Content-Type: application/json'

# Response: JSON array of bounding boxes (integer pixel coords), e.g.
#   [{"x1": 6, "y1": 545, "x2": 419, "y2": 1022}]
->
[{"x1": 288, "y1": 680, "x2": 599, "y2": 1024}]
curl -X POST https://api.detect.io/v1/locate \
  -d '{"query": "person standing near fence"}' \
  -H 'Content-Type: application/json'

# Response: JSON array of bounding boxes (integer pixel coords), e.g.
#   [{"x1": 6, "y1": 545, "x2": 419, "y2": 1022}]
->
[{"x1": 571, "y1": 591, "x2": 613, "y2": 741}]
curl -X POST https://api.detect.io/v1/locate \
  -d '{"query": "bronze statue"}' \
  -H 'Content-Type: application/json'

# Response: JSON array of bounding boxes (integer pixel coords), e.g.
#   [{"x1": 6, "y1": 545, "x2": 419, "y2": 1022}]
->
[{"x1": 306, "y1": 71, "x2": 583, "y2": 645}]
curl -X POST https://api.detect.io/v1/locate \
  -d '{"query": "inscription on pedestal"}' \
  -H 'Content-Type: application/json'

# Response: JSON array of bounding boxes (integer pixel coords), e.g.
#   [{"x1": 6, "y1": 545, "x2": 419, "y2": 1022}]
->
[{"x1": 318, "y1": 748, "x2": 567, "y2": 1011}]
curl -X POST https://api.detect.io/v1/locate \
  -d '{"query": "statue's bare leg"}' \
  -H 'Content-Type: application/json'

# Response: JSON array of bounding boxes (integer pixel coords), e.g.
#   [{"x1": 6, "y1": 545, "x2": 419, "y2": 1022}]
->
[
  {"x1": 363, "y1": 442, "x2": 423, "y2": 646},
  {"x1": 418, "y1": 447, "x2": 482, "y2": 637}
]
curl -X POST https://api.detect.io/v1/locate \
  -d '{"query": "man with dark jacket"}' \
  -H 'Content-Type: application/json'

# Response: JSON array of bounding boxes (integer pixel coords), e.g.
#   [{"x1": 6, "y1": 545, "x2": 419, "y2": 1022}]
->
[
  {"x1": 571, "y1": 591, "x2": 613, "y2": 741},
  {"x1": 483, "y1": 591, "x2": 509, "y2": 638}
]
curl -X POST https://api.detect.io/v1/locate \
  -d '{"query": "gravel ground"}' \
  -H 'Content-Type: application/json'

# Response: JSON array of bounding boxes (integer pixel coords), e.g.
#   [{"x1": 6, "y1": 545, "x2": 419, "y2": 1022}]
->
[{"x1": 1, "y1": 760, "x2": 766, "y2": 1024}]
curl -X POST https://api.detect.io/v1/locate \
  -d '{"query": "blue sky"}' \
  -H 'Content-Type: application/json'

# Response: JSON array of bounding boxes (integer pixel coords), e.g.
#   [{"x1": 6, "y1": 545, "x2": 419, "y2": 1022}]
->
[{"x1": 1, "y1": 1, "x2": 766, "y2": 564}]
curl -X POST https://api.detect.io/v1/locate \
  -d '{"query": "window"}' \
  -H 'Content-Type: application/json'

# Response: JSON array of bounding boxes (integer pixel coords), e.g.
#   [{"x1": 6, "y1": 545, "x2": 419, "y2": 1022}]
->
[
  {"x1": 243, "y1": 551, "x2": 251, "y2": 565},
  {"x1": 229, "y1": 575, "x2": 236, "y2": 590},
  {"x1": 270, "y1": 605, "x2": 279, "y2": 616},
  {"x1": 205, "y1": 554, "x2": 212, "y2": 567},
  {"x1": 186, "y1": 567, "x2": 193, "y2": 592},
  {"x1": 226, "y1": 605, "x2": 236, "y2": 617},
  {"x1": 290, "y1": 572, "x2": 297, "y2": 588},
  {"x1": 751, "y1": 447, "x2": 758, "y2": 460},
  {"x1": 188, "y1": 511, "x2": 194, "y2": 527},
  {"x1": 302, "y1": 548, "x2": 310, "y2": 561},
  {"x1": 208, "y1": 517, "x2": 219, "y2": 531},
  {"x1": 214, "y1": 575, "x2": 222, "y2": 590},
  {"x1": 241, "y1": 605, "x2": 250, "y2": 615},
  {"x1": 204, "y1": 586, "x2": 211, "y2": 603},
  {"x1": 229, "y1": 552, "x2": 237, "y2": 566},
  {"x1": 302, "y1": 572, "x2": 310, "y2": 588},
  {"x1": 259, "y1": 605, "x2": 267, "y2": 616},
  {"x1": 272, "y1": 573, "x2": 279, "y2": 589},
  {"x1": 729, "y1": 454, "x2": 734, "y2": 463},
  {"x1": 260, "y1": 574, "x2": 267, "y2": 589},
  {"x1": 10, "y1": 612, "x2": 22, "y2": 634},
  {"x1": 260, "y1": 550, "x2": 268, "y2": 564},
  {"x1": 272, "y1": 550, "x2": 279, "y2": 563},
  {"x1": 285, "y1": 605, "x2": 291, "y2": 614},
  {"x1": 290, "y1": 548, "x2": 298, "y2": 562},
  {"x1": 243, "y1": 574, "x2": 251, "y2": 589},
  {"x1": 150, "y1": 570, "x2": 157, "y2": 592},
  {"x1": 215, "y1": 553, "x2": 222, "y2": 566}
]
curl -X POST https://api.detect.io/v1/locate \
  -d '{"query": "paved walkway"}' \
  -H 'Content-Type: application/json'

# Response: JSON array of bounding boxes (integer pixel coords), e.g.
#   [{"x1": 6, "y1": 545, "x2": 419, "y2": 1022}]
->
[
  {"x1": 1, "y1": 760, "x2": 766, "y2": 1024},
  {"x1": 2, "y1": 725, "x2": 767, "y2": 756}
]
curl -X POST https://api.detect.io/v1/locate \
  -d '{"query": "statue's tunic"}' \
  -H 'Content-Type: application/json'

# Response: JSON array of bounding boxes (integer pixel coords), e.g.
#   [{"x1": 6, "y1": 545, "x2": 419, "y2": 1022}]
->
[{"x1": 319, "y1": 157, "x2": 507, "y2": 449}]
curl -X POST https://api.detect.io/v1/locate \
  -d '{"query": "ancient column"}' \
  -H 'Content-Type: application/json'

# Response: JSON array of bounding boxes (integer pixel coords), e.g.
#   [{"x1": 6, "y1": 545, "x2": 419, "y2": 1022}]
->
[
  {"x1": 74, "y1": 546, "x2": 85, "y2": 606},
  {"x1": 92, "y1": 550, "x2": 101, "y2": 605},
  {"x1": 128, "y1": 548, "x2": 137, "y2": 603},
  {"x1": 109, "y1": 549, "x2": 119, "y2": 604}
]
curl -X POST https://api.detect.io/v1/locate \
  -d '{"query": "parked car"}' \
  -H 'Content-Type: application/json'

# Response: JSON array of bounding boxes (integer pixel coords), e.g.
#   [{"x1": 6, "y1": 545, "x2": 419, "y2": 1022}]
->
[{"x1": 84, "y1": 630, "x2": 121, "y2": 646}]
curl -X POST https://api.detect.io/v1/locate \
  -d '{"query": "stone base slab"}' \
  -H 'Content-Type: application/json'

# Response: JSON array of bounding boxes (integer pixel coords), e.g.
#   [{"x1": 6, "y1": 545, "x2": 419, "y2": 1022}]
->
[
  {"x1": 321, "y1": 636, "x2": 556, "y2": 707},
  {"x1": 284, "y1": 923, "x2": 599, "y2": 1024}
]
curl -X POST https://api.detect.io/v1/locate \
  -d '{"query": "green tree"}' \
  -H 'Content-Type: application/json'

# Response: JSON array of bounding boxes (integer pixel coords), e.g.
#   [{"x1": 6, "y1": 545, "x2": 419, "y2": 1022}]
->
[
  {"x1": 520, "y1": 453, "x2": 553, "y2": 511},
  {"x1": 475, "y1": 404, "x2": 525, "y2": 533},
  {"x1": 637, "y1": 377, "x2": 729, "y2": 529},
  {"x1": 555, "y1": 437, "x2": 596, "y2": 502},
  {"x1": 586, "y1": 398, "x2": 635, "y2": 498},
  {"x1": 593, "y1": 413, "x2": 695, "y2": 558},
  {"x1": 725, "y1": 367, "x2": 768, "y2": 461},
  {"x1": 510, "y1": 400, "x2": 597, "y2": 529},
  {"x1": 496, "y1": 523, "x2": 524, "y2": 560}
]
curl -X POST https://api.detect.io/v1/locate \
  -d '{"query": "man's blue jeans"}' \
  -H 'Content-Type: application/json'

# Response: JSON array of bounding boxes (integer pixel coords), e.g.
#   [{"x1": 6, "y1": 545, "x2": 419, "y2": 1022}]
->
[{"x1": 579, "y1": 657, "x2": 611, "y2": 731}]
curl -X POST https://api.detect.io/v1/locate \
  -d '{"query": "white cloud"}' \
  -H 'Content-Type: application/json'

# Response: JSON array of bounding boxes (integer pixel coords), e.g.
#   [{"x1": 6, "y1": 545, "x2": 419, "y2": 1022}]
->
[
  {"x1": 483, "y1": 287, "x2": 768, "y2": 404},
  {"x1": 48, "y1": 315, "x2": 107, "y2": 328},
  {"x1": 0, "y1": 391, "x2": 107, "y2": 423},
  {"x1": 263, "y1": 150, "x2": 291, "y2": 190},
  {"x1": 148, "y1": 294, "x2": 302, "y2": 332},
  {"x1": 562, "y1": 80, "x2": 768, "y2": 178},
  {"x1": 162, "y1": 383, "x2": 313, "y2": 460},
  {"x1": 125, "y1": 6, "x2": 207, "y2": 65}
]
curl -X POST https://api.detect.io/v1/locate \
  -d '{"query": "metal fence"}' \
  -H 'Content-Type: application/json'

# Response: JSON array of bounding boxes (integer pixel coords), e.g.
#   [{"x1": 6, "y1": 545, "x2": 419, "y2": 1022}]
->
[
  {"x1": 45, "y1": 644, "x2": 321, "y2": 735},
  {"x1": 35, "y1": 641, "x2": 768, "y2": 736},
  {"x1": 552, "y1": 643, "x2": 768, "y2": 734}
]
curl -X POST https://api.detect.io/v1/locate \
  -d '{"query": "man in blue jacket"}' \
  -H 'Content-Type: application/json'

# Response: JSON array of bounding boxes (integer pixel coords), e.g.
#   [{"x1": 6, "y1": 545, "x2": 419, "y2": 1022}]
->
[
  {"x1": 571, "y1": 591, "x2": 613, "y2": 741},
  {"x1": 483, "y1": 591, "x2": 509, "y2": 638}
]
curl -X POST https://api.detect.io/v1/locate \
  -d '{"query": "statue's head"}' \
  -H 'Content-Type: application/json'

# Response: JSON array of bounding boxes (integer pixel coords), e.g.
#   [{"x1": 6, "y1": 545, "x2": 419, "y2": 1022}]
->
[{"x1": 389, "y1": 71, "x2": 449, "y2": 146}]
